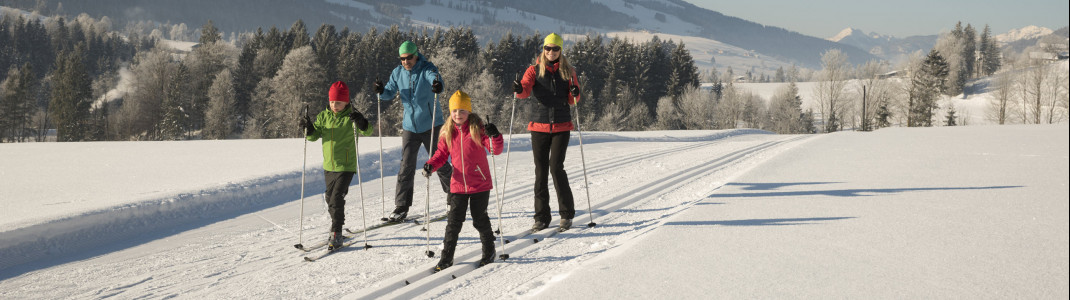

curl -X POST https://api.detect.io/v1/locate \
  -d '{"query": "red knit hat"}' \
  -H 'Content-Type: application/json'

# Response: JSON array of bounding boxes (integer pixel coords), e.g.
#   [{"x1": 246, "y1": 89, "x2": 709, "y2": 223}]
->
[{"x1": 329, "y1": 81, "x2": 349, "y2": 102}]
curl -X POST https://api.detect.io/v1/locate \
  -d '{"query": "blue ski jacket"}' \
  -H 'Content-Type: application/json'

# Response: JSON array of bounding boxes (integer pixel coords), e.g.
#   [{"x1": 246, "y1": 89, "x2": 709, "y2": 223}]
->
[{"x1": 379, "y1": 54, "x2": 445, "y2": 133}]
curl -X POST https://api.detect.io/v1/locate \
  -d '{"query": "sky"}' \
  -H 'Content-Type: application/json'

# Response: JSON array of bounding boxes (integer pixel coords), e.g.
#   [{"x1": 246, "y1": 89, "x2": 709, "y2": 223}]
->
[{"x1": 684, "y1": 0, "x2": 1069, "y2": 38}]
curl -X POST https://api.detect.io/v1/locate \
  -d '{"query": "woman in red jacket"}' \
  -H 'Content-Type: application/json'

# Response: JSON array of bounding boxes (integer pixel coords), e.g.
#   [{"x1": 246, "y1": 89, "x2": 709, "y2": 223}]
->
[
  {"x1": 512, "y1": 33, "x2": 581, "y2": 232},
  {"x1": 422, "y1": 90, "x2": 504, "y2": 271}
]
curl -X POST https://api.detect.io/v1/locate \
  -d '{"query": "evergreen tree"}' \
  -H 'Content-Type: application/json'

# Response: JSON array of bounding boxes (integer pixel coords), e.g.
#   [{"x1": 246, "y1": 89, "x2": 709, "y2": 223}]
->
[
  {"x1": 978, "y1": 25, "x2": 1002, "y2": 76},
  {"x1": 160, "y1": 64, "x2": 191, "y2": 140},
  {"x1": 908, "y1": 49, "x2": 949, "y2": 127},
  {"x1": 962, "y1": 24, "x2": 976, "y2": 80},
  {"x1": 774, "y1": 66, "x2": 786, "y2": 82},
  {"x1": 944, "y1": 104, "x2": 958, "y2": 126},
  {"x1": 667, "y1": 41, "x2": 699, "y2": 99},
  {"x1": 312, "y1": 24, "x2": 340, "y2": 85},
  {"x1": 233, "y1": 28, "x2": 263, "y2": 126},
  {"x1": 1, "y1": 64, "x2": 37, "y2": 142},
  {"x1": 288, "y1": 20, "x2": 310, "y2": 50},
  {"x1": 198, "y1": 20, "x2": 222, "y2": 45},
  {"x1": 49, "y1": 46, "x2": 93, "y2": 141}
]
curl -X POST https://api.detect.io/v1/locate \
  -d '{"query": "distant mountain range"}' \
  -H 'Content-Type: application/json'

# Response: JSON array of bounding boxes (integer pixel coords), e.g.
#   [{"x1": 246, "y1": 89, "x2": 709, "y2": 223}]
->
[{"x1": 827, "y1": 25, "x2": 1069, "y2": 64}]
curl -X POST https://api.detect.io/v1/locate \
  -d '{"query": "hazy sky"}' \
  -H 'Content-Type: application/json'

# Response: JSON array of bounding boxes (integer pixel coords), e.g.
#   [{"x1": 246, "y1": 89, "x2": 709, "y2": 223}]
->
[{"x1": 684, "y1": 0, "x2": 1069, "y2": 38}]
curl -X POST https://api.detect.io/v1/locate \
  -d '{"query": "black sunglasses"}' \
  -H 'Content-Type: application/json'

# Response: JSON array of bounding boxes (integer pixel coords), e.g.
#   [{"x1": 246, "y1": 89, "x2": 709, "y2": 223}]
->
[
  {"x1": 399, "y1": 55, "x2": 416, "y2": 61},
  {"x1": 543, "y1": 46, "x2": 561, "y2": 52}
]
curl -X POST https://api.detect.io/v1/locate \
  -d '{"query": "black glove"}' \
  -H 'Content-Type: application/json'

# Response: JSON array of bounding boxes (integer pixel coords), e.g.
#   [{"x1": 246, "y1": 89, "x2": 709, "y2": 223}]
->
[
  {"x1": 300, "y1": 115, "x2": 315, "y2": 136},
  {"x1": 431, "y1": 80, "x2": 443, "y2": 94},
  {"x1": 569, "y1": 85, "x2": 580, "y2": 97},
  {"x1": 374, "y1": 79, "x2": 384, "y2": 95},
  {"x1": 485, "y1": 123, "x2": 500, "y2": 138},
  {"x1": 351, "y1": 110, "x2": 369, "y2": 131},
  {"x1": 421, "y1": 163, "x2": 434, "y2": 178},
  {"x1": 512, "y1": 79, "x2": 523, "y2": 94}
]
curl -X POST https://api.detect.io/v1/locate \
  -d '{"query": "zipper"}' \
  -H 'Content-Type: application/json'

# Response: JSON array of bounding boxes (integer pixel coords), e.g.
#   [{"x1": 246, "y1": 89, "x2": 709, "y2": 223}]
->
[{"x1": 475, "y1": 165, "x2": 486, "y2": 181}]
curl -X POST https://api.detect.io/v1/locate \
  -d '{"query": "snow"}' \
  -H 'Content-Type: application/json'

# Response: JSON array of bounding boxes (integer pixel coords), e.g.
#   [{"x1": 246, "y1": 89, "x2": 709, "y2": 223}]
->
[{"x1": 1, "y1": 122, "x2": 1067, "y2": 298}]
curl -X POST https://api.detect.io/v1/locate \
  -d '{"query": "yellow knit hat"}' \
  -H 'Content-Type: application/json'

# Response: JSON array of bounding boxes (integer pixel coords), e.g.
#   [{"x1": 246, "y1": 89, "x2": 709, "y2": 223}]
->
[
  {"x1": 544, "y1": 33, "x2": 564, "y2": 47},
  {"x1": 449, "y1": 90, "x2": 472, "y2": 112}
]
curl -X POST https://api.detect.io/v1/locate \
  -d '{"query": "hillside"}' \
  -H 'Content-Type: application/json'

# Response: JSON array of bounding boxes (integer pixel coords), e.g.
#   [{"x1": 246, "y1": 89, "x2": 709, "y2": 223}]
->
[{"x1": 3, "y1": 0, "x2": 875, "y2": 71}]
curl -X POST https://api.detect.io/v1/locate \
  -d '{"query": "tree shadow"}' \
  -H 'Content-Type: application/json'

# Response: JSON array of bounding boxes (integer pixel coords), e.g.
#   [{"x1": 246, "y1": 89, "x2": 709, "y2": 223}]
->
[
  {"x1": 664, "y1": 217, "x2": 855, "y2": 227},
  {"x1": 713, "y1": 182, "x2": 1021, "y2": 198}
]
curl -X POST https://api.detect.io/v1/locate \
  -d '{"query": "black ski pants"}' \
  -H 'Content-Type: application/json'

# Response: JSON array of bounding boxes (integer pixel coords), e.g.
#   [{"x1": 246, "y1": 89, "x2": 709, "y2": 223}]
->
[
  {"x1": 395, "y1": 126, "x2": 452, "y2": 209},
  {"x1": 531, "y1": 131, "x2": 575, "y2": 223},
  {"x1": 324, "y1": 171, "x2": 355, "y2": 233},
  {"x1": 440, "y1": 191, "x2": 495, "y2": 263}
]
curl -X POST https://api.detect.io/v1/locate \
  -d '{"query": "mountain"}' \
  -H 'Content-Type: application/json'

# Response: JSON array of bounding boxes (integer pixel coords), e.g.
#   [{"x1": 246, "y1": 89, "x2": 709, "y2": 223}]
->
[
  {"x1": 828, "y1": 27, "x2": 936, "y2": 64},
  {"x1": 995, "y1": 25, "x2": 1054, "y2": 43},
  {"x1": 4, "y1": 0, "x2": 876, "y2": 72},
  {"x1": 998, "y1": 25, "x2": 1068, "y2": 54}
]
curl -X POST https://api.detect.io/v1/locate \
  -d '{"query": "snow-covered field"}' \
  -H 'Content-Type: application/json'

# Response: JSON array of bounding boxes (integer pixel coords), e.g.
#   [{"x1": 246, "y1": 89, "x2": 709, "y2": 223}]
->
[{"x1": 1, "y1": 123, "x2": 1066, "y2": 299}]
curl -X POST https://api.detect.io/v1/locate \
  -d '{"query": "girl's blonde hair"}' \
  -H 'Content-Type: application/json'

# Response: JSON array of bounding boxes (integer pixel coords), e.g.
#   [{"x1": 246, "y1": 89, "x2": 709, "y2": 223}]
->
[
  {"x1": 439, "y1": 112, "x2": 485, "y2": 148},
  {"x1": 535, "y1": 50, "x2": 574, "y2": 82}
]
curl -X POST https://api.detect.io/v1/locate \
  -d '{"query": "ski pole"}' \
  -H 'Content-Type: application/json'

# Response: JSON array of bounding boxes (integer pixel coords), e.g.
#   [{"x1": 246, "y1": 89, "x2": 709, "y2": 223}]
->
[
  {"x1": 376, "y1": 80, "x2": 388, "y2": 222},
  {"x1": 573, "y1": 84, "x2": 596, "y2": 228},
  {"x1": 498, "y1": 74, "x2": 521, "y2": 259},
  {"x1": 354, "y1": 105, "x2": 372, "y2": 249},
  {"x1": 423, "y1": 90, "x2": 439, "y2": 258},
  {"x1": 294, "y1": 105, "x2": 309, "y2": 250}
]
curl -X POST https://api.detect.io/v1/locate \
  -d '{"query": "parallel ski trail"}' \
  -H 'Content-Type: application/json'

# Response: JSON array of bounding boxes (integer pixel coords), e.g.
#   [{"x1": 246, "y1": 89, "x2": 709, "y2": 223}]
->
[{"x1": 348, "y1": 134, "x2": 808, "y2": 299}]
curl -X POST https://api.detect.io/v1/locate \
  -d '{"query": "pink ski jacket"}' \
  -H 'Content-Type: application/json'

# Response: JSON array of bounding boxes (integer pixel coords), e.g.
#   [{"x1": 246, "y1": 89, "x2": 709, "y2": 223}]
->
[{"x1": 427, "y1": 121, "x2": 504, "y2": 194}]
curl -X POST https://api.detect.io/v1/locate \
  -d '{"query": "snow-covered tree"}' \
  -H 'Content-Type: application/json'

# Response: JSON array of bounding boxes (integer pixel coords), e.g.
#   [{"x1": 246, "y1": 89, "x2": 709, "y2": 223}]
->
[{"x1": 204, "y1": 69, "x2": 237, "y2": 139}]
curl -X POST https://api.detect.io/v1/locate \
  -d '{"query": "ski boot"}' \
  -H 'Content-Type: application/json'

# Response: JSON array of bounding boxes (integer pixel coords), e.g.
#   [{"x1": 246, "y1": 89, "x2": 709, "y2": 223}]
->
[
  {"x1": 559, "y1": 219, "x2": 573, "y2": 232},
  {"x1": 327, "y1": 231, "x2": 344, "y2": 251},
  {"x1": 531, "y1": 221, "x2": 548, "y2": 232}
]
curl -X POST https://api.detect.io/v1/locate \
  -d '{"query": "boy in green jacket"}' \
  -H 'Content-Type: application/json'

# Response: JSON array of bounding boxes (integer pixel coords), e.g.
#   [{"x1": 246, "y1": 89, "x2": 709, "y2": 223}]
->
[{"x1": 300, "y1": 81, "x2": 374, "y2": 250}]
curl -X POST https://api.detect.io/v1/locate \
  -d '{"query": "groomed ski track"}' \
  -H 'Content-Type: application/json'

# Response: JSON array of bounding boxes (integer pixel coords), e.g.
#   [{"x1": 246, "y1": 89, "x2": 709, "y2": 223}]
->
[{"x1": 0, "y1": 130, "x2": 814, "y2": 299}]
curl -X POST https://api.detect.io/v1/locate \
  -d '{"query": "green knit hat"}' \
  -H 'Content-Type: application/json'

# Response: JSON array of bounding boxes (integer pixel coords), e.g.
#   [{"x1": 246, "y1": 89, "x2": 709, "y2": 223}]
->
[{"x1": 399, "y1": 41, "x2": 418, "y2": 56}]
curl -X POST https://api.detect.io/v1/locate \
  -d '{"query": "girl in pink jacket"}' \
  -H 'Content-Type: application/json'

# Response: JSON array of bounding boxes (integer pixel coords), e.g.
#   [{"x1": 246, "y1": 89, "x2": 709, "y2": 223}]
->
[{"x1": 422, "y1": 90, "x2": 503, "y2": 272}]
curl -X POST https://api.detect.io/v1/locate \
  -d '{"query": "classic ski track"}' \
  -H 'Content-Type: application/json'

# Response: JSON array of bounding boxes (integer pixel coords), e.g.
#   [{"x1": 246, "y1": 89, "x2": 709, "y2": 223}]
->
[
  {"x1": 424, "y1": 135, "x2": 812, "y2": 298},
  {"x1": 337, "y1": 134, "x2": 747, "y2": 254},
  {"x1": 349, "y1": 135, "x2": 807, "y2": 299}
]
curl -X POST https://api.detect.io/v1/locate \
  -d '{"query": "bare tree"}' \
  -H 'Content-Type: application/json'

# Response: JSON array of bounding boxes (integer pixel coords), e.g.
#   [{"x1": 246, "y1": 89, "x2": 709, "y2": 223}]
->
[
  {"x1": 1045, "y1": 63, "x2": 1068, "y2": 124},
  {"x1": 853, "y1": 60, "x2": 893, "y2": 131},
  {"x1": 987, "y1": 72, "x2": 1014, "y2": 124},
  {"x1": 813, "y1": 49, "x2": 849, "y2": 132}
]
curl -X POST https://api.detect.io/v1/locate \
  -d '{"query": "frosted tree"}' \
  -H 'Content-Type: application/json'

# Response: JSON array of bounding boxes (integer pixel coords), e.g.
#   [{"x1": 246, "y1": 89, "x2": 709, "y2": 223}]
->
[
  {"x1": 813, "y1": 49, "x2": 849, "y2": 132},
  {"x1": 260, "y1": 46, "x2": 325, "y2": 138},
  {"x1": 678, "y1": 86, "x2": 714, "y2": 130},
  {"x1": 169, "y1": 23, "x2": 189, "y2": 41},
  {"x1": 462, "y1": 69, "x2": 504, "y2": 123},
  {"x1": 978, "y1": 25, "x2": 1002, "y2": 76},
  {"x1": 204, "y1": 69, "x2": 237, "y2": 139},
  {"x1": 654, "y1": 95, "x2": 683, "y2": 130},
  {"x1": 714, "y1": 83, "x2": 745, "y2": 129},
  {"x1": 184, "y1": 40, "x2": 237, "y2": 135},
  {"x1": 934, "y1": 30, "x2": 966, "y2": 96}
]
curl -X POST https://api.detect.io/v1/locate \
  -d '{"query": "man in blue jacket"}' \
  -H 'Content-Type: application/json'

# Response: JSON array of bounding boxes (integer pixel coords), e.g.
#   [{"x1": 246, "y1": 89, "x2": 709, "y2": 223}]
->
[{"x1": 375, "y1": 41, "x2": 452, "y2": 222}]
